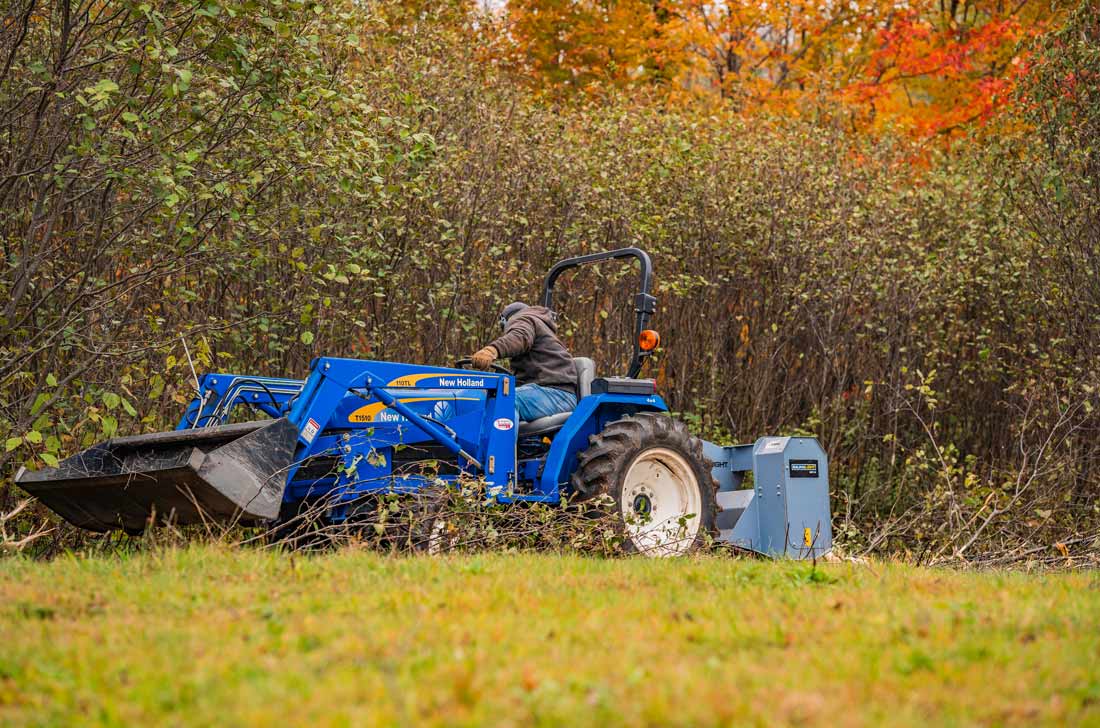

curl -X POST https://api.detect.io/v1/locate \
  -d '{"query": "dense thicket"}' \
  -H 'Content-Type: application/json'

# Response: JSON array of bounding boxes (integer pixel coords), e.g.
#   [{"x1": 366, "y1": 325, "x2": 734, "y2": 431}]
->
[{"x1": 2, "y1": 0, "x2": 1097, "y2": 561}]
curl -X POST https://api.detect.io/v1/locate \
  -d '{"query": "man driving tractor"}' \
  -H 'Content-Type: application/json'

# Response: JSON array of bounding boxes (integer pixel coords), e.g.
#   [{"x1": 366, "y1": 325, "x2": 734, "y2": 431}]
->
[{"x1": 470, "y1": 302, "x2": 578, "y2": 422}]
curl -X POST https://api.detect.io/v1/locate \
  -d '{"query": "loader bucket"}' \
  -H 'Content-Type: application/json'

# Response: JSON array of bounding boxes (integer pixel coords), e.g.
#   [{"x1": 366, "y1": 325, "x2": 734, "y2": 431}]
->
[{"x1": 15, "y1": 418, "x2": 299, "y2": 533}]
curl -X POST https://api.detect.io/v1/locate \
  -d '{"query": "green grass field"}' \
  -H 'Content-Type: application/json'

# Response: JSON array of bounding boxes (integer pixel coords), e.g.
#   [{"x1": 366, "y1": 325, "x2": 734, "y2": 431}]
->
[{"x1": 1, "y1": 547, "x2": 1098, "y2": 727}]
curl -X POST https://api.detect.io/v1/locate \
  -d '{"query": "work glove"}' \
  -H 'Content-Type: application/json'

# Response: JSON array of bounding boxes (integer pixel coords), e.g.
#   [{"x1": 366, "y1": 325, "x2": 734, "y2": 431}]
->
[{"x1": 470, "y1": 345, "x2": 498, "y2": 370}]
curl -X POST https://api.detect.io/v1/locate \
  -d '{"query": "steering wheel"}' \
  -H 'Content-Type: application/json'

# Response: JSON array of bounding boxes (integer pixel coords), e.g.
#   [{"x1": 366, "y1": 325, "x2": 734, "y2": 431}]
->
[{"x1": 453, "y1": 357, "x2": 513, "y2": 375}]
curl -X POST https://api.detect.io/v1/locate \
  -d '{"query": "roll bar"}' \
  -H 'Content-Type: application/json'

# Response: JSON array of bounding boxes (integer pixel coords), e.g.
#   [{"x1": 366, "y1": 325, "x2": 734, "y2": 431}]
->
[{"x1": 541, "y1": 247, "x2": 657, "y2": 379}]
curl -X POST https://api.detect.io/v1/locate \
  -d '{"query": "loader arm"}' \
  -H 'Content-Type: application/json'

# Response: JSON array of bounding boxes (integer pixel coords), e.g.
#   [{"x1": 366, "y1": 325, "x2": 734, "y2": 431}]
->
[
  {"x1": 285, "y1": 358, "x2": 490, "y2": 471},
  {"x1": 178, "y1": 374, "x2": 304, "y2": 429}
]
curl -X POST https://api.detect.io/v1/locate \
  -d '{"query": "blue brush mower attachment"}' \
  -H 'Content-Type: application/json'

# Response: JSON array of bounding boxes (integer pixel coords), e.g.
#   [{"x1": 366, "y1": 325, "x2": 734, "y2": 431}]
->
[{"x1": 706, "y1": 437, "x2": 832, "y2": 558}]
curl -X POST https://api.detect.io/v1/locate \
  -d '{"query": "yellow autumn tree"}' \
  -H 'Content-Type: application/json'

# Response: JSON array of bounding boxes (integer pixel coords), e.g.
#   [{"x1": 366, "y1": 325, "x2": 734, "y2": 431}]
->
[{"x1": 501, "y1": 0, "x2": 689, "y2": 92}]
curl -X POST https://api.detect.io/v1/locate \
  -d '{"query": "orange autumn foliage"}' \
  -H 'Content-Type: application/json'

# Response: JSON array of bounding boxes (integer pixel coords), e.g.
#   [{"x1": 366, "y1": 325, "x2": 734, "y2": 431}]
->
[{"x1": 493, "y1": 0, "x2": 1067, "y2": 139}]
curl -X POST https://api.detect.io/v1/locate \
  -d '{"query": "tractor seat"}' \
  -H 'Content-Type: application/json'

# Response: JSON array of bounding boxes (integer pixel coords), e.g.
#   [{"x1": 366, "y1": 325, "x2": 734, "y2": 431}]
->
[{"x1": 518, "y1": 357, "x2": 595, "y2": 435}]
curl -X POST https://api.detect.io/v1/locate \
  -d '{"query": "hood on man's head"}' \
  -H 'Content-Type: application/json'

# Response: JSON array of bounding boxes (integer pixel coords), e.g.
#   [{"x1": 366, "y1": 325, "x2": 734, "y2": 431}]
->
[
  {"x1": 510, "y1": 305, "x2": 558, "y2": 331},
  {"x1": 500, "y1": 302, "x2": 528, "y2": 322},
  {"x1": 498, "y1": 302, "x2": 560, "y2": 332}
]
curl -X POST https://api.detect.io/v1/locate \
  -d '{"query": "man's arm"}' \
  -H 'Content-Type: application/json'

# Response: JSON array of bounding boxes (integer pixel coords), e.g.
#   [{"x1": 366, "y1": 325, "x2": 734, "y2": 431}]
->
[{"x1": 488, "y1": 316, "x2": 536, "y2": 358}]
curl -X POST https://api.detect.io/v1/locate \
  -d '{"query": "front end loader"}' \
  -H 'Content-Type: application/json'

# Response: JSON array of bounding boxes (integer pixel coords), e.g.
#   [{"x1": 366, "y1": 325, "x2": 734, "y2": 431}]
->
[{"x1": 17, "y1": 248, "x2": 832, "y2": 557}]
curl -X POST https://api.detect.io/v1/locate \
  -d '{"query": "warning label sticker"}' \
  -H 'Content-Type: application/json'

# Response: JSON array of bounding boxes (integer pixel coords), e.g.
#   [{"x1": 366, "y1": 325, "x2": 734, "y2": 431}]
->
[
  {"x1": 302, "y1": 418, "x2": 320, "y2": 443},
  {"x1": 760, "y1": 437, "x2": 786, "y2": 454}
]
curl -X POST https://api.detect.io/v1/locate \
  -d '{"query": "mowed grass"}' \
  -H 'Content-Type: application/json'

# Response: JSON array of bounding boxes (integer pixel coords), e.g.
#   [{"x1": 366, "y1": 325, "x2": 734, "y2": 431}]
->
[{"x1": 0, "y1": 548, "x2": 1098, "y2": 727}]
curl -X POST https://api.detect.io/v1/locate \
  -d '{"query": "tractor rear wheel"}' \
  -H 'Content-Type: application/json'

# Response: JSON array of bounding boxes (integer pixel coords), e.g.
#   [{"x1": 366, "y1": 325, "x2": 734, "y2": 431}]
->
[{"x1": 571, "y1": 413, "x2": 717, "y2": 556}]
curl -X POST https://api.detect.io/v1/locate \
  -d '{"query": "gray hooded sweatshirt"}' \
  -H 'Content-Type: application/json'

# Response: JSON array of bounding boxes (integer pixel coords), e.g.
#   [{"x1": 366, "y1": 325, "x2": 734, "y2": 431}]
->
[{"x1": 488, "y1": 306, "x2": 578, "y2": 394}]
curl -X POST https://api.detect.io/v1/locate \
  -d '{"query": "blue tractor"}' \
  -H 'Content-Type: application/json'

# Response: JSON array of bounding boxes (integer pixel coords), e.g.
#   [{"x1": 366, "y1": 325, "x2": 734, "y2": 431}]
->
[{"x1": 17, "y1": 249, "x2": 832, "y2": 557}]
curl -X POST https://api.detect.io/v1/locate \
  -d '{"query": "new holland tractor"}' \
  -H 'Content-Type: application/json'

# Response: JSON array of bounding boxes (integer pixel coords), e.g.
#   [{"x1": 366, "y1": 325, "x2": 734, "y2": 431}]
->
[{"x1": 16, "y1": 248, "x2": 832, "y2": 557}]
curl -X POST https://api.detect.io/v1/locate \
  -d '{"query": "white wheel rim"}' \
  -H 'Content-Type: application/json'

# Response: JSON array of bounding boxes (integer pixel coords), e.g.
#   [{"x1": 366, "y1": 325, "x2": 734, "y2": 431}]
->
[{"x1": 621, "y1": 447, "x2": 702, "y2": 556}]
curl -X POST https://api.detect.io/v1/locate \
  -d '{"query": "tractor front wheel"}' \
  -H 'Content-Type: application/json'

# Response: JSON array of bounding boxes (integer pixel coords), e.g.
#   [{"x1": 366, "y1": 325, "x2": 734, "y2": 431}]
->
[{"x1": 571, "y1": 413, "x2": 717, "y2": 556}]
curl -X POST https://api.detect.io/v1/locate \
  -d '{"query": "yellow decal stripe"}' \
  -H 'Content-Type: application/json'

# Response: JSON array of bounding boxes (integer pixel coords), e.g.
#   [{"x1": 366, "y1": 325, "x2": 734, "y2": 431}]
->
[
  {"x1": 384, "y1": 372, "x2": 500, "y2": 387},
  {"x1": 349, "y1": 397, "x2": 479, "y2": 423},
  {"x1": 384, "y1": 373, "x2": 447, "y2": 388}
]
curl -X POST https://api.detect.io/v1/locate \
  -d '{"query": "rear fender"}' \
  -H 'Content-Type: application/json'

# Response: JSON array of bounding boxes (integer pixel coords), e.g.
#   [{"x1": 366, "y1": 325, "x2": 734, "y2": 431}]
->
[{"x1": 533, "y1": 393, "x2": 668, "y2": 499}]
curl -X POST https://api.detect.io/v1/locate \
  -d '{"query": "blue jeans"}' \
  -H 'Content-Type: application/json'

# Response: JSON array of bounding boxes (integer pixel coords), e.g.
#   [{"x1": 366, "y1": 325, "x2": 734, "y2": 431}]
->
[{"x1": 516, "y1": 383, "x2": 577, "y2": 422}]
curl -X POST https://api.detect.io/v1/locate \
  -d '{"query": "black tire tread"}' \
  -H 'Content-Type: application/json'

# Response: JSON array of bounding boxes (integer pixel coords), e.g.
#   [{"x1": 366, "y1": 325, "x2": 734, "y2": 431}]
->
[{"x1": 570, "y1": 412, "x2": 718, "y2": 553}]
